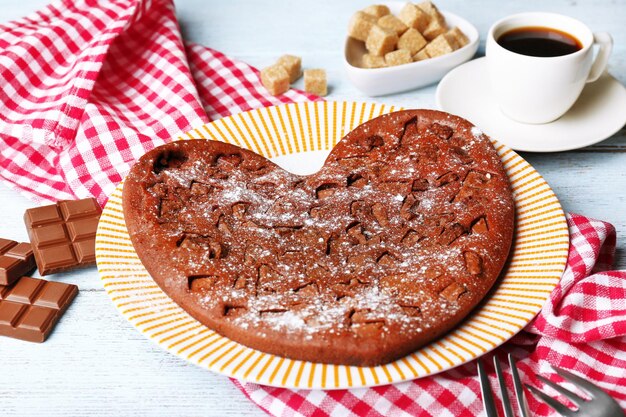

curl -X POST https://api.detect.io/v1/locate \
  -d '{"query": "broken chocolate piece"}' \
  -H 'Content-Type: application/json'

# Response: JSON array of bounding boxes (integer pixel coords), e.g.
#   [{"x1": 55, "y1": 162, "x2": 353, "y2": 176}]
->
[{"x1": 0, "y1": 239, "x2": 36, "y2": 286}]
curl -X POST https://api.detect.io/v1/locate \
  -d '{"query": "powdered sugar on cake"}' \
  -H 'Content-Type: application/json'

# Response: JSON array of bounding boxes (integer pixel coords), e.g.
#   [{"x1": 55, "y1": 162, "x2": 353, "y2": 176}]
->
[{"x1": 124, "y1": 109, "x2": 515, "y2": 365}]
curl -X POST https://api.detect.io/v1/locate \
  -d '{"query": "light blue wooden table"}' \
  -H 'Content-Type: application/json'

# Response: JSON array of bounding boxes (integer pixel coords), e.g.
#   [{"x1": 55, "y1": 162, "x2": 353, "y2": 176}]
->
[{"x1": 1, "y1": 1, "x2": 624, "y2": 416}]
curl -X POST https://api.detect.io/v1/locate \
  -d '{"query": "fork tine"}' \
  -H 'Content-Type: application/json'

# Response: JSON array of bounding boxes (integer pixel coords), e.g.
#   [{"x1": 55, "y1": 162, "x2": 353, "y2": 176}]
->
[
  {"x1": 493, "y1": 356, "x2": 514, "y2": 417},
  {"x1": 508, "y1": 354, "x2": 530, "y2": 417},
  {"x1": 478, "y1": 359, "x2": 499, "y2": 417},
  {"x1": 536, "y1": 374, "x2": 585, "y2": 406},
  {"x1": 552, "y1": 366, "x2": 610, "y2": 399},
  {"x1": 526, "y1": 384, "x2": 574, "y2": 416}
]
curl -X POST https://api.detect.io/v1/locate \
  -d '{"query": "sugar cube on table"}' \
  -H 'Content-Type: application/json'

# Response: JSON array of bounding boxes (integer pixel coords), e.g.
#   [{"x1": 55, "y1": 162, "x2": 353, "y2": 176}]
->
[
  {"x1": 398, "y1": 28, "x2": 427, "y2": 55},
  {"x1": 304, "y1": 69, "x2": 327, "y2": 96},
  {"x1": 348, "y1": 11, "x2": 377, "y2": 42},
  {"x1": 413, "y1": 49, "x2": 430, "y2": 61},
  {"x1": 366, "y1": 25, "x2": 398, "y2": 56},
  {"x1": 363, "y1": 53, "x2": 386, "y2": 68},
  {"x1": 261, "y1": 64, "x2": 290, "y2": 96},
  {"x1": 424, "y1": 33, "x2": 457, "y2": 57},
  {"x1": 398, "y1": 3, "x2": 430, "y2": 33},
  {"x1": 377, "y1": 14, "x2": 408, "y2": 36},
  {"x1": 385, "y1": 49, "x2": 412, "y2": 67},
  {"x1": 362, "y1": 4, "x2": 390, "y2": 18},
  {"x1": 277, "y1": 54, "x2": 302, "y2": 83}
]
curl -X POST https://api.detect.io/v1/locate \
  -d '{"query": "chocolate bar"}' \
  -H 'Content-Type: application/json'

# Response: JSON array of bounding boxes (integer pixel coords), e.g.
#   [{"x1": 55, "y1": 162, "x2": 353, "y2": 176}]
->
[
  {"x1": 0, "y1": 239, "x2": 36, "y2": 286},
  {"x1": 0, "y1": 276, "x2": 78, "y2": 342},
  {"x1": 24, "y1": 198, "x2": 102, "y2": 275}
]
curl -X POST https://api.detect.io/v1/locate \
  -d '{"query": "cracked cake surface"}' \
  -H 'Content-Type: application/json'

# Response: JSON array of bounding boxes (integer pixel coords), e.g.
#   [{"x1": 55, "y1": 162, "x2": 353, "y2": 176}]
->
[{"x1": 122, "y1": 109, "x2": 515, "y2": 366}]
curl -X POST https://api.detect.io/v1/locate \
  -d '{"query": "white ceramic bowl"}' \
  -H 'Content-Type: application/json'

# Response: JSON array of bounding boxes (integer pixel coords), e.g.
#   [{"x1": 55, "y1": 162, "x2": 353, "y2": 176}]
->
[{"x1": 344, "y1": 2, "x2": 479, "y2": 96}]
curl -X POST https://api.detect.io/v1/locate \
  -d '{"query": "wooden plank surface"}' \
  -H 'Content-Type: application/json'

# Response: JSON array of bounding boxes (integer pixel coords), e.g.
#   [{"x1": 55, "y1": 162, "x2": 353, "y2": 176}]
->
[{"x1": 1, "y1": 0, "x2": 624, "y2": 416}]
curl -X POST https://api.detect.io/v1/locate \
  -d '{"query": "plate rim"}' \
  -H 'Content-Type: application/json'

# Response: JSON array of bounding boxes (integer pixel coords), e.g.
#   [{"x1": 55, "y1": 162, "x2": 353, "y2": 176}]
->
[{"x1": 97, "y1": 101, "x2": 570, "y2": 389}]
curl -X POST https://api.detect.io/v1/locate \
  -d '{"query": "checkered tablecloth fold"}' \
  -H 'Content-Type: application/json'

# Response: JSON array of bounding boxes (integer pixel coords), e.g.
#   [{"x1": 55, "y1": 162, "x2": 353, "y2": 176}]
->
[{"x1": 1, "y1": 1, "x2": 624, "y2": 416}]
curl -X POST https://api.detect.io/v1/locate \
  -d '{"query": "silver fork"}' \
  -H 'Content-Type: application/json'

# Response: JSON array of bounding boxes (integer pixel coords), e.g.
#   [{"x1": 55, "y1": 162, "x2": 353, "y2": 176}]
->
[{"x1": 478, "y1": 353, "x2": 624, "y2": 417}]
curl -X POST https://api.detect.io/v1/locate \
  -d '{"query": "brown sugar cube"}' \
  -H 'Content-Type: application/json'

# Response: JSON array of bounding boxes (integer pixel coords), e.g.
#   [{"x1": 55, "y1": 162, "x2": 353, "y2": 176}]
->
[
  {"x1": 304, "y1": 69, "x2": 327, "y2": 96},
  {"x1": 423, "y1": 17, "x2": 447, "y2": 40},
  {"x1": 413, "y1": 49, "x2": 430, "y2": 61},
  {"x1": 443, "y1": 32, "x2": 461, "y2": 50},
  {"x1": 377, "y1": 14, "x2": 408, "y2": 36},
  {"x1": 398, "y1": 28, "x2": 428, "y2": 55},
  {"x1": 362, "y1": 53, "x2": 386, "y2": 69},
  {"x1": 366, "y1": 25, "x2": 398, "y2": 56},
  {"x1": 260, "y1": 64, "x2": 290, "y2": 96},
  {"x1": 398, "y1": 3, "x2": 431, "y2": 32},
  {"x1": 348, "y1": 11, "x2": 377, "y2": 42},
  {"x1": 418, "y1": 1, "x2": 448, "y2": 40},
  {"x1": 447, "y1": 26, "x2": 469, "y2": 47},
  {"x1": 385, "y1": 49, "x2": 412, "y2": 67},
  {"x1": 418, "y1": 1, "x2": 445, "y2": 21},
  {"x1": 362, "y1": 4, "x2": 390, "y2": 18},
  {"x1": 277, "y1": 54, "x2": 302, "y2": 83},
  {"x1": 424, "y1": 33, "x2": 457, "y2": 57}
]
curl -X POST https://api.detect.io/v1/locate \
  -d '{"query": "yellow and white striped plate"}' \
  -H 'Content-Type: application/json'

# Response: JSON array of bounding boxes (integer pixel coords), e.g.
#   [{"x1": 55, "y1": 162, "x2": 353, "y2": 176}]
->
[{"x1": 97, "y1": 101, "x2": 569, "y2": 389}]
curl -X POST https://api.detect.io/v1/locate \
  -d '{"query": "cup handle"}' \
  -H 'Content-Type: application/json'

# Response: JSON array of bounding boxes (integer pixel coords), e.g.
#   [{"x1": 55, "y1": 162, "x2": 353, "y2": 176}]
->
[{"x1": 586, "y1": 32, "x2": 613, "y2": 83}]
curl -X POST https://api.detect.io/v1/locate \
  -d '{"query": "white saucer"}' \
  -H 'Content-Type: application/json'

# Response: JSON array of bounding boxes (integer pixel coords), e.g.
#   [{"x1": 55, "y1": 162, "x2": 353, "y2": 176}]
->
[{"x1": 435, "y1": 57, "x2": 626, "y2": 152}]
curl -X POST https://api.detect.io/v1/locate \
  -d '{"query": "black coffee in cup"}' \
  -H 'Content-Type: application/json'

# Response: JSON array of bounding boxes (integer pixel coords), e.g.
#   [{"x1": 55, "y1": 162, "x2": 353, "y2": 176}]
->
[{"x1": 497, "y1": 26, "x2": 582, "y2": 57}]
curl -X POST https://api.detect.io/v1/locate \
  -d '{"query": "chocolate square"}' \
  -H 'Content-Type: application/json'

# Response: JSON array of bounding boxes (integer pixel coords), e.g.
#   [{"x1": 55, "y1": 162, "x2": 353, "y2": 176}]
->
[{"x1": 24, "y1": 198, "x2": 102, "y2": 275}]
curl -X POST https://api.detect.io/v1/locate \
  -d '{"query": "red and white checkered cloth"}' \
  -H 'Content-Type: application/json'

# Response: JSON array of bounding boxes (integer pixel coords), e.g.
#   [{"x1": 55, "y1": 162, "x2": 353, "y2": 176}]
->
[
  {"x1": 1, "y1": 1, "x2": 625, "y2": 416},
  {"x1": 0, "y1": 0, "x2": 317, "y2": 205}
]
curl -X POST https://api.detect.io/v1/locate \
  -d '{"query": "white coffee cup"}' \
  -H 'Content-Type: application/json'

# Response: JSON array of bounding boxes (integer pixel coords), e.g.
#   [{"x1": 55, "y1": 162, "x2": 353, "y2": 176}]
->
[{"x1": 486, "y1": 12, "x2": 612, "y2": 124}]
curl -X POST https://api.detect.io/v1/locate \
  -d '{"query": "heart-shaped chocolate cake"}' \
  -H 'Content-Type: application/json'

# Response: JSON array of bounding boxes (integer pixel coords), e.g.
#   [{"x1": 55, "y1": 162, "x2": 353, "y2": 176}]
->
[{"x1": 123, "y1": 110, "x2": 515, "y2": 366}]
